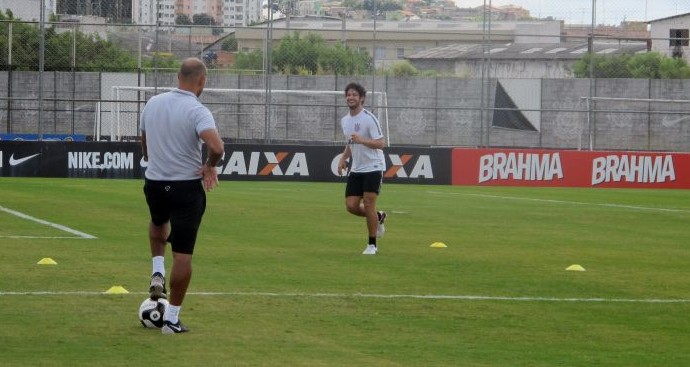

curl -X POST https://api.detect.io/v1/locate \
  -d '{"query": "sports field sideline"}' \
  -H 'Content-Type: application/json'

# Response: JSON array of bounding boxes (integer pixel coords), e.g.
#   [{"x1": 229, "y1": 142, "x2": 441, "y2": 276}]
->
[{"x1": 1, "y1": 177, "x2": 689, "y2": 366}]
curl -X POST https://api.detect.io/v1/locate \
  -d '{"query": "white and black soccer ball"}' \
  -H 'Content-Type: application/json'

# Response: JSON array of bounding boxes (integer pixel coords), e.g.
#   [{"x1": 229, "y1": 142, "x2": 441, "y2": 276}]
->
[{"x1": 139, "y1": 297, "x2": 169, "y2": 328}]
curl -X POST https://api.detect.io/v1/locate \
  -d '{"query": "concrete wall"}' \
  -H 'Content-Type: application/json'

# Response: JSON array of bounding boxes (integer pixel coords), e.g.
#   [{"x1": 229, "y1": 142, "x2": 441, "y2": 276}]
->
[
  {"x1": 456, "y1": 60, "x2": 576, "y2": 79},
  {"x1": 1, "y1": 71, "x2": 690, "y2": 152}
]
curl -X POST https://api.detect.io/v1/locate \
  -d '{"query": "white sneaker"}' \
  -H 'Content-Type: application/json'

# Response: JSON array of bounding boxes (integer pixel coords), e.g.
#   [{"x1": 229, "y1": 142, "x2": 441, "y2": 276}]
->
[
  {"x1": 362, "y1": 244, "x2": 378, "y2": 255},
  {"x1": 376, "y1": 211, "x2": 387, "y2": 238}
]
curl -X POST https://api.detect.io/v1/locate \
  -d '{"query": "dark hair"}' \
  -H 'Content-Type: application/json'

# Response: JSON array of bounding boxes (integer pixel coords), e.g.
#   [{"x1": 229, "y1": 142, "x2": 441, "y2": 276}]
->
[{"x1": 344, "y1": 82, "x2": 366, "y2": 98}]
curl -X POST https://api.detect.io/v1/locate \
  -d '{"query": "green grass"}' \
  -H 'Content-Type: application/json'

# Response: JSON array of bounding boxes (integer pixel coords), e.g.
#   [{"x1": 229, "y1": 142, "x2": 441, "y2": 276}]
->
[{"x1": 1, "y1": 178, "x2": 690, "y2": 366}]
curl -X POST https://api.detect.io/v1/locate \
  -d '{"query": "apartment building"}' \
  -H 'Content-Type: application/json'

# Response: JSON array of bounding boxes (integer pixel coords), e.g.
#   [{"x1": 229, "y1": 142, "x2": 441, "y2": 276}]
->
[{"x1": 133, "y1": 0, "x2": 176, "y2": 25}]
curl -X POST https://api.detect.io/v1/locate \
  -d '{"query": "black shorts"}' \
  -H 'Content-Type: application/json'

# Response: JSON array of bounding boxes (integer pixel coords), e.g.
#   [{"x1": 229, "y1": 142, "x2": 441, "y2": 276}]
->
[
  {"x1": 345, "y1": 171, "x2": 383, "y2": 197},
  {"x1": 144, "y1": 179, "x2": 206, "y2": 255}
]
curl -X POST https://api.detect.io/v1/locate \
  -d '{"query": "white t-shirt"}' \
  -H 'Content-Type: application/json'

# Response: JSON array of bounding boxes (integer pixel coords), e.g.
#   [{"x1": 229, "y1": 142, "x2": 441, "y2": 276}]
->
[
  {"x1": 340, "y1": 109, "x2": 386, "y2": 173},
  {"x1": 140, "y1": 89, "x2": 217, "y2": 181}
]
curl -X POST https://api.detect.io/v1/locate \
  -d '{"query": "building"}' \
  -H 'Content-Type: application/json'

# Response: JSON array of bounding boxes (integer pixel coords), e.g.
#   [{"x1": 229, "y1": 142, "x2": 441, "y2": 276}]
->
[
  {"x1": 0, "y1": 0, "x2": 56, "y2": 21},
  {"x1": 562, "y1": 23, "x2": 650, "y2": 42},
  {"x1": 131, "y1": 0, "x2": 259, "y2": 28},
  {"x1": 406, "y1": 42, "x2": 648, "y2": 78},
  {"x1": 648, "y1": 12, "x2": 690, "y2": 62},
  {"x1": 235, "y1": 16, "x2": 563, "y2": 68},
  {"x1": 133, "y1": 0, "x2": 175, "y2": 25},
  {"x1": 223, "y1": 0, "x2": 260, "y2": 27},
  {"x1": 55, "y1": 0, "x2": 132, "y2": 22}
]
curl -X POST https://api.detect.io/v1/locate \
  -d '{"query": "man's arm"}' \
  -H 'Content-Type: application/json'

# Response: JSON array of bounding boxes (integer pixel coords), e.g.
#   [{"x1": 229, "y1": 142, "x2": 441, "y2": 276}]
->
[
  {"x1": 140, "y1": 132, "x2": 148, "y2": 162},
  {"x1": 355, "y1": 136, "x2": 385, "y2": 150},
  {"x1": 199, "y1": 129, "x2": 225, "y2": 191},
  {"x1": 337, "y1": 144, "x2": 352, "y2": 176},
  {"x1": 201, "y1": 129, "x2": 224, "y2": 166},
  {"x1": 349, "y1": 134, "x2": 385, "y2": 150}
]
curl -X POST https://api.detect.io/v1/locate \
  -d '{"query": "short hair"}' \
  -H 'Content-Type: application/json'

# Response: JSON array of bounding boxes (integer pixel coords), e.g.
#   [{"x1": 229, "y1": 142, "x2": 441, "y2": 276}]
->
[
  {"x1": 344, "y1": 82, "x2": 366, "y2": 98},
  {"x1": 178, "y1": 58, "x2": 207, "y2": 81}
]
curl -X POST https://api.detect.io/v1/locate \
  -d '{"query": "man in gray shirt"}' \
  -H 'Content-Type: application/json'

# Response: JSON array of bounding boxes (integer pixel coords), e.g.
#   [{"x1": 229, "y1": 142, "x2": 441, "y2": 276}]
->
[{"x1": 140, "y1": 57, "x2": 224, "y2": 334}]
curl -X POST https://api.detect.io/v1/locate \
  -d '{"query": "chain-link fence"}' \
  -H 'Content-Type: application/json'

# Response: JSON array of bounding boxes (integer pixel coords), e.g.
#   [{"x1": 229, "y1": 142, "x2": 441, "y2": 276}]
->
[{"x1": 1, "y1": 1, "x2": 689, "y2": 151}]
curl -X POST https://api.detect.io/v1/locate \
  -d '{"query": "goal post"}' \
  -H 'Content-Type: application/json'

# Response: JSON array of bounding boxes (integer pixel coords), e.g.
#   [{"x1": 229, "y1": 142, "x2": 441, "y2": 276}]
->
[
  {"x1": 580, "y1": 96, "x2": 690, "y2": 151},
  {"x1": 109, "y1": 86, "x2": 389, "y2": 145}
]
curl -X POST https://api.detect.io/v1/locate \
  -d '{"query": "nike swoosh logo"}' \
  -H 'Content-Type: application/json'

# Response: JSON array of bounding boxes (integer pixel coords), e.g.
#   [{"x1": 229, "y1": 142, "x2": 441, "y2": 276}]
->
[
  {"x1": 662, "y1": 116, "x2": 690, "y2": 125},
  {"x1": 9, "y1": 153, "x2": 40, "y2": 166}
]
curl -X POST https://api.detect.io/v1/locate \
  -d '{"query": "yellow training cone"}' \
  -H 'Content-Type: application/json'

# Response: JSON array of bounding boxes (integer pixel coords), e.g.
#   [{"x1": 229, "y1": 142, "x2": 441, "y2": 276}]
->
[
  {"x1": 430, "y1": 242, "x2": 447, "y2": 248},
  {"x1": 105, "y1": 286, "x2": 129, "y2": 294},
  {"x1": 37, "y1": 258, "x2": 57, "y2": 265},
  {"x1": 566, "y1": 264, "x2": 586, "y2": 271}
]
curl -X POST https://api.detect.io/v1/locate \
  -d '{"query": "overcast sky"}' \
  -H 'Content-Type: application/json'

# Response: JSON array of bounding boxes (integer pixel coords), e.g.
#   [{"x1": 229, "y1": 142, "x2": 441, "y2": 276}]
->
[{"x1": 453, "y1": 0, "x2": 690, "y2": 24}]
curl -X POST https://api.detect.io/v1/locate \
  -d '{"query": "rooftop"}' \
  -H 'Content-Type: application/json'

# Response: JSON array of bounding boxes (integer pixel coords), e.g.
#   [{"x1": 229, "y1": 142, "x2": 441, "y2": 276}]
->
[{"x1": 406, "y1": 42, "x2": 648, "y2": 60}]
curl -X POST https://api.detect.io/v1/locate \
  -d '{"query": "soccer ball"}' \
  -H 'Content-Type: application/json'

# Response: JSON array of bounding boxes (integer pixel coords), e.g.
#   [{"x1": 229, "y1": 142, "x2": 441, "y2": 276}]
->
[{"x1": 139, "y1": 297, "x2": 169, "y2": 328}]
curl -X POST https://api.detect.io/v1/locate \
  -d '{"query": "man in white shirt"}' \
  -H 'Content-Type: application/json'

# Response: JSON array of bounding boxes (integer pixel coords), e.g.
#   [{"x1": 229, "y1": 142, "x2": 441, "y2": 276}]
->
[{"x1": 337, "y1": 82, "x2": 387, "y2": 255}]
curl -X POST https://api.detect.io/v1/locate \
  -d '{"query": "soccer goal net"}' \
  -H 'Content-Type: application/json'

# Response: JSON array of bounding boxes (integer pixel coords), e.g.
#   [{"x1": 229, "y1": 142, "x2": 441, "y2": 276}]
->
[
  {"x1": 579, "y1": 96, "x2": 690, "y2": 151},
  {"x1": 105, "y1": 86, "x2": 389, "y2": 145}
]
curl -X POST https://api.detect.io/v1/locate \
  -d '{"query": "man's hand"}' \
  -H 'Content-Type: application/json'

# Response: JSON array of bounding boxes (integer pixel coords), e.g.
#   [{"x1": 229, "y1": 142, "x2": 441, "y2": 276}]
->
[
  {"x1": 338, "y1": 158, "x2": 349, "y2": 176},
  {"x1": 199, "y1": 165, "x2": 219, "y2": 192}
]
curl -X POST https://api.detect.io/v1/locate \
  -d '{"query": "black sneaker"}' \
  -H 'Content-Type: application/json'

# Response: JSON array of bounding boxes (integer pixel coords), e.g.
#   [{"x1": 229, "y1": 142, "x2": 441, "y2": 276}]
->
[
  {"x1": 161, "y1": 320, "x2": 189, "y2": 334},
  {"x1": 149, "y1": 272, "x2": 167, "y2": 300}
]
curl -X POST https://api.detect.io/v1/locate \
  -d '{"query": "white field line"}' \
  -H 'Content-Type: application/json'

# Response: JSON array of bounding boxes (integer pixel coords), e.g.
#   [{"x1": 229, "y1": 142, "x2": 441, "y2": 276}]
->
[
  {"x1": 0, "y1": 236, "x2": 92, "y2": 239},
  {"x1": 0, "y1": 205, "x2": 97, "y2": 239},
  {"x1": 427, "y1": 191, "x2": 690, "y2": 214},
  {"x1": 0, "y1": 290, "x2": 687, "y2": 303}
]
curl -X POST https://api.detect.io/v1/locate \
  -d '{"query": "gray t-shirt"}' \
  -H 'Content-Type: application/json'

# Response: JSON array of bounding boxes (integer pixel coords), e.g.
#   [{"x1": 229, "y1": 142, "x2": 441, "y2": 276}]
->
[{"x1": 140, "y1": 89, "x2": 217, "y2": 181}]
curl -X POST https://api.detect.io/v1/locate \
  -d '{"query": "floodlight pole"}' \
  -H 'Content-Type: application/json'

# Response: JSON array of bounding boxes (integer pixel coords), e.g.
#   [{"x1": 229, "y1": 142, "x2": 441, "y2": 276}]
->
[
  {"x1": 38, "y1": 0, "x2": 45, "y2": 140},
  {"x1": 7, "y1": 22, "x2": 11, "y2": 132},
  {"x1": 479, "y1": 0, "x2": 492, "y2": 147},
  {"x1": 587, "y1": 0, "x2": 596, "y2": 150},
  {"x1": 154, "y1": 0, "x2": 160, "y2": 93},
  {"x1": 264, "y1": 4, "x2": 274, "y2": 143},
  {"x1": 371, "y1": 0, "x2": 377, "y2": 117}
]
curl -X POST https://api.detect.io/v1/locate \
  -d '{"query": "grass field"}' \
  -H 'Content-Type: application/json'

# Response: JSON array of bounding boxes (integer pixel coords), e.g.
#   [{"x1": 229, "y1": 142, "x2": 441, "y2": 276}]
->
[{"x1": 1, "y1": 177, "x2": 690, "y2": 366}]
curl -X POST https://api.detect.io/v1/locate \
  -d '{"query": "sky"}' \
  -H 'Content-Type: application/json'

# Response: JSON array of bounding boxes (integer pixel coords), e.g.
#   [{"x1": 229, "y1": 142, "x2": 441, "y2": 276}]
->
[{"x1": 453, "y1": 0, "x2": 690, "y2": 25}]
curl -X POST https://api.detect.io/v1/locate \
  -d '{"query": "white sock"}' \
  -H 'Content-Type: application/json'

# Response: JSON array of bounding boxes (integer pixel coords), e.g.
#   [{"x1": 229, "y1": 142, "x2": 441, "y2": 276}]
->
[
  {"x1": 164, "y1": 305, "x2": 180, "y2": 323},
  {"x1": 152, "y1": 256, "x2": 165, "y2": 277}
]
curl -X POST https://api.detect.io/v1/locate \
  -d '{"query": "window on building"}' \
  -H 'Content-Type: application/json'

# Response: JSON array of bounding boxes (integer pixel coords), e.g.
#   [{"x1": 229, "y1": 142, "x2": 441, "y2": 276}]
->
[
  {"x1": 375, "y1": 47, "x2": 386, "y2": 60},
  {"x1": 396, "y1": 47, "x2": 405, "y2": 59},
  {"x1": 670, "y1": 29, "x2": 689, "y2": 46}
]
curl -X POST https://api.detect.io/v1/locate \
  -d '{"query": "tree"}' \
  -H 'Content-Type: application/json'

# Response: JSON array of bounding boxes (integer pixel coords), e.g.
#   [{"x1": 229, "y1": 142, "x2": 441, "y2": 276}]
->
[
  {"x1": 362, "y1": 0, "x2": 402, "y2": 12},
  {"x1": 341, "y1": 0, "x2": 362, "y2": 9},
  {"x1": 385, "y1": 60, "x2": 419, "y2": 76},
  {"x1": 193, "y1": 13, "x2": 215, "y2": 26},
  {"x1": 221, "y1": 36, "x2": 238, "y2": 52},
  {"x1": 271, "y1": 32, "x2": 372, "y2": 75},
  {"x1": 0, "y1": 9, "x2": 170, "y2": 71},
  {"x1": 229, "y1": 32, "x2": 371, "y2": 75},
  {"x1": 320, "y1": 44, "x2": 371, "y2": 75},
  {"x1": 176, "y1": 14, "x2": 192, "y2": 25},
  {"x1": 232, "y1": 50, "x2": 264, "y2": 73},
  {"x1": 272, "y1": 32, "x2": 321, "y2": 74},
  {"x1": 627, "y1": 52, "x2": 662, "y2": 78},
  {"x1": 572, "y1": 51, "x2": 690, "y2": 79},
  {"x1": 659, "y1": 57, "x2": 690, "y2": 79}
]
